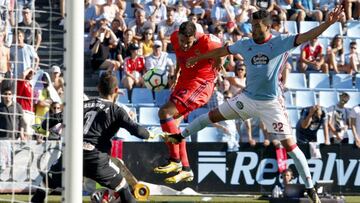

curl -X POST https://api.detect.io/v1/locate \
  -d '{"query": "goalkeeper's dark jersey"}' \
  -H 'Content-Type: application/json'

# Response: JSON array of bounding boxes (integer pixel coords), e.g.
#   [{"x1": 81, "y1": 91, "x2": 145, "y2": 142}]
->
[{"x1": 83, "y1": 98, "x2": 149, "y2": 153}]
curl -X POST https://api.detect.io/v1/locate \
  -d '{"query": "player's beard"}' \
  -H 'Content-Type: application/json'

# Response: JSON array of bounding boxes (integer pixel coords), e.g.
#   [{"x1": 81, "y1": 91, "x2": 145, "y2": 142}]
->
[{"x1": 253, "y1": 32, "x2": 265, "y2": 44}]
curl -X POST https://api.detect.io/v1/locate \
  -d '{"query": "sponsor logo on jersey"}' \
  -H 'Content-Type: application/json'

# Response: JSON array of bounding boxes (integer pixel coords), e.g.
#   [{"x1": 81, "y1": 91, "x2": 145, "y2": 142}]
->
[
  {"x1": 251, "y1": 54, "x2": 269, "y2": 65},
  {"x1": 235, "y1": 101, "x2": 244, "y2": 110}
]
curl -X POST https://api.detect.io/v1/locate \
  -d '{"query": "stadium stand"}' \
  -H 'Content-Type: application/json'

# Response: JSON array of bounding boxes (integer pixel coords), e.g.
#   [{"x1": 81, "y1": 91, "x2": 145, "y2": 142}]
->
[
  {"x1": 139, "y1": 107, "x2": 160, "y2": 126},
  {"x1": 318, "y1": 91, "x2": 339, "y2": 108},
  {"x1": 332, "y1": 74, "x2": 354, "y2": 90},
  {"x1": 155, "y1": 89, "x2": 171, "y2": 107},
  {"x1": 287, "y1": 73, "x2": 307, "y2": 90},
  {"x1": 295, "y1": 91, "x2": 316, "y2": 108},
  {"x1": 287, "y1": 108, "x2": 300, "y2": 128},
  {"x1": 131, "y1": 88, "x2": 155, "y2": 106},
  {"x1": 308, "y1": 73, "x2": 331, "y2": 90}
]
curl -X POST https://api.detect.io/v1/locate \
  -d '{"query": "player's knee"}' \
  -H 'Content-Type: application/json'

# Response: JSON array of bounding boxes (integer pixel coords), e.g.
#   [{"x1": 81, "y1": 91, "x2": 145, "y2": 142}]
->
[{"x1": 208, "y1": 108, "x2": 224, "y2": 123}]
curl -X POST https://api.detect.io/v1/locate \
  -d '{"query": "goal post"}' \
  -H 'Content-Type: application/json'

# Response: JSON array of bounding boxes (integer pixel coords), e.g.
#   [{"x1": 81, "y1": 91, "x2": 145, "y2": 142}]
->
[{"x1": 63, "y1": 0, "x2": 84, "y2": 202}]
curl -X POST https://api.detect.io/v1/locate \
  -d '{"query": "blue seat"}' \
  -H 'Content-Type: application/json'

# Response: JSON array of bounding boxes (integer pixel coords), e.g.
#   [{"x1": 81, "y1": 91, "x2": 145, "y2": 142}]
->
[
  {"x1": 117, "y1": 88, "x2": 129, "y2": 104},
  {"x1": 188, "y1": 108, "x2": 209, "y2": 123},
  {"x1": 283, "y1": 91, "x2": 294, "y2": 107},
  {"x1": 168, "y1": 53, "x2": 176, "y2": 64},
  {"x1": 138, "y1": 107, "x2": 160, "y2": 125},
  {"x1": 155, "y1": 89, "x2": 171, "y2": 107},
  {"x1": 317, "y1": 38, "x2": 329, "y2": 55},
  {"x1": 318, "y1": 91, "x2": 338, "y2": 108},
  {"x1": 287, "y1": 73, "x2": 307, "y2": 90},
  {"x1": 343, "y1": 37, "x2": 352, "y2": 55},
  {"x1": 308, "y1": 73, "x2": 330, "y2": 90},
  {"x1": 355, "y1": 74, "x2": 360, "y2": 89},
  {"x1": 131, "y1": 88, "x2": 154, "y2": 106},
  {"x1": 345, "y1": 92, "x2": 360, "y2": 108},
  {"x1": 284, "y1": 21, "x2": 298, "y2": 34},
  {"x1": 332, "y1": 74, "x2": 353, "y2": 90},
  {"x1": 346, "y1": 21, "x2": 360, "y2": 38},
  {"x1": 295, "y1": 91, "x2": 316, "y2": 108},
  {"x1": 299, "y1": 21, "x2": 320, "y2": 33},
  {"x1": 197, "y1": 127, "x2": 223, "y2": 142},
  {"x1": 287, "y1": 108, "x2": 299, "y2": 128},
  {"x1": 321, "y1": 22, "x2": 342, "y2": 38}
]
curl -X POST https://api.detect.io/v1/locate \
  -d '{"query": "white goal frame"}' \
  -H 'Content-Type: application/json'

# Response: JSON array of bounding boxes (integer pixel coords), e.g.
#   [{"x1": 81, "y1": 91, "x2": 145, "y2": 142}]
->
[{"x1": 63, "y1": 1, "x2": 84, "y2": 202}]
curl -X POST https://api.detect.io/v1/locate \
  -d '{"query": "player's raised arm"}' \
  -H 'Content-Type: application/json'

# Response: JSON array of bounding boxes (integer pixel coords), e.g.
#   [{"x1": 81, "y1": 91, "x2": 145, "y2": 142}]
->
[
  {"x1": 186, "y1": 46, "x2": 230, "y2": 68},
  {"x1": 295, "y1": 5, "x2": 344, "y2": 45}
]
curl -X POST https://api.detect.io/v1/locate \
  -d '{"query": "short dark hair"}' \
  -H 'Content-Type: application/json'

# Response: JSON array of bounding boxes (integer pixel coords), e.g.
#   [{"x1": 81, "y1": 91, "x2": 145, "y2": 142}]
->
[
  {"x1": 179, "y1": 21, "x2": 196, "y2": 37},
  {"x1": 1, "y1": 83, "x2": 14, "y2": 94},
  {"x1": 350, "y1": 41, "x2": 357, "y2": 46},
  {"x1": 98, "y1": 71, "x2": 118, "y2": 96},
  {"x1": 252, "y1": 10, "x2": 272, "y2": 25},
  {"x1": 271, "y1": 15, "x2": 281, "y2": 25}
]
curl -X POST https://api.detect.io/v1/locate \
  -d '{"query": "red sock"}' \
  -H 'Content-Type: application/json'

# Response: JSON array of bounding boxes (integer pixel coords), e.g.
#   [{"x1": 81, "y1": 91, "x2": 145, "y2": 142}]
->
[
  {"x1": 161, "y1": 118, "x2": 181, "y2": 161},
  {"x1": 179, "y1": 140, "x2": 190, "y2": 167}
]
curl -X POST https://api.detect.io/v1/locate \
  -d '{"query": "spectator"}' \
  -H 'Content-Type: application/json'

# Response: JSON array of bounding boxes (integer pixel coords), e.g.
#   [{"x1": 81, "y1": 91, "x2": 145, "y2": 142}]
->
[
  {"x1": 18, "y1": 6, "x2": 42, "y2": 51},
  {"x1": 299, "y1": 38, "x2": 328, "y2": 73},
  {"x1": 102, "y1": 0, "x2": 120, "y2": 23},
  {"x1": 110, "y1": 18, "x2": 126, "y2": 43},
  {"x1": 121, "y1": 43, "x2": 145, "y2": 93},
  {"x1": 211, "y1": 0, "x2": 236, "y2": 29},
  {"x1": 327, "y1": 92, "x2": 351, "y2": 144},
  {"x1": 84, "y1": 0, "x2": 100, "y2": 33},
  {"x1": 350, "y1": 103, "x2": 360, "y2": 148},
  {"x1": 227, "y1": 63, "x2": 246, "y2": 95},
  {"x1": 315, "y1": 0, "x2": 345, "y2": 22},
  {"x1": 0, "y1": 85, "x2": 26, "y2": 140},
  {"x1": 326, "y1": 34, "x2": 345, "y2": 73},
  {"x1": 34, "y1": 74, "x2": 52, "y2": 125},
  {"x1": 50, "y1": 65, "x2": 64, "y2": 99},
  {"x1": 345, "y1": 41, "x2": 359, "y2": 74},
  {"x1": 10, "y1": 29, "x2": 39, "y2": 79},
  {"x1": 277, "y1": 0, "x2": 305, "y2": 22},
  {"x1": 139, "y1": 28, "x2": 154, "y2": 57},
  {"x1": 294, "y1": 0, "x2": 323, "y2": 22},
  {"x1": 238, "y1": 117, "x2": 271, "y2": 147},
  {"x1": 145, "y1": 40, "x2": 175, "y2": 82},
  {"x1": 89, "y1": 14, "x2": 118, "y2": 71},
  {"x1": 16, "y1": 67, "x2": 35, "y2": 138},
  {"x1": 296, "y1": 105, "x2": 330, "y2": 145},
  {"x1": 15, "y1": 0, "x2": 34, "y2": 24},
  {"x1": 144, "y1": 0, "x2": 167, "y2": 25},
  {"x1": 128, "y1": 9, "x2": 154, "y2": 41},
  {"x1": 158, "y1": 7, "x2": 179, "y2": 52},
  {"x1": 342, "y1": 0, "x2": 360, "y2": 20},
  {"x1": 235, "y1": 0, "x2": 257, "y2": 38},
  {"x1": 0, "y1": 31, "x2": 10, "y2": 85},
  {"x1": 188, "y1": 13, "x2": 204, "y2": 33},
  {"x1": 173, "y1": 1, "x2": 190, "y2": 23}
]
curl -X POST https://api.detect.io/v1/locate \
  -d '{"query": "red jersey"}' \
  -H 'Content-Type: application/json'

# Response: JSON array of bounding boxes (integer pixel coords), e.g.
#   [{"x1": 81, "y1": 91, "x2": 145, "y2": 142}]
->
[
  {"x1": 302, "y1": 42, "x2": 323, "y2": 61},
  {"x1": 170, "y1": 31, "x2": 222, "y2": 84},
  {"x1": 17, "y1": 80, "x2": 33, "y2": 112},
  {"x1": 124, "y1": 56, "x2": 145, "y2": 74}
]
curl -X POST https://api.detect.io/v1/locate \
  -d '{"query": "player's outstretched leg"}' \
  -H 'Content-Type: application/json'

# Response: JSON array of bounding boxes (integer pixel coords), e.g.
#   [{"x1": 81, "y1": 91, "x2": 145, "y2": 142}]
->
[
  {"x1": 154, "y1": 156, "x2": 182, "y2": 174},
  {"x1": 282, "y1": 139, "x2": 321, "y2": 203}
]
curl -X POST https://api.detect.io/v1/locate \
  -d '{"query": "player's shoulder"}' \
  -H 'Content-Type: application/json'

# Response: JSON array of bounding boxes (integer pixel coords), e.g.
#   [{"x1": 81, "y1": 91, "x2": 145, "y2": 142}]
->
[
  {"x1": 201, "y1": 33, "x2": 221, "y2": 44},
  {"x1": 170, "y1": 31, "x2": 179, "y2": 42}
]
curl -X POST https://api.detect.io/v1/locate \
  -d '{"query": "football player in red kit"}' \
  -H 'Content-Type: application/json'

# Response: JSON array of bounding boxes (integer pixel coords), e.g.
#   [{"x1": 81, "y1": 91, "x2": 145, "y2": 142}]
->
[{"x1": 154, "y1": 21, "x2": 223, "y2": 183}]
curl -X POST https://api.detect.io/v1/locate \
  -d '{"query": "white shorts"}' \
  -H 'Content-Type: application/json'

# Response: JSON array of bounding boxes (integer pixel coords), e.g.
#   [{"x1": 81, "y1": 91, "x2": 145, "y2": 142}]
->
[
  {"x1": 218, "y1": 93, "x2": 293, "y2": 141},
  {"x1": 23, "y1": 110, "x2": 35, "y2": 135}
]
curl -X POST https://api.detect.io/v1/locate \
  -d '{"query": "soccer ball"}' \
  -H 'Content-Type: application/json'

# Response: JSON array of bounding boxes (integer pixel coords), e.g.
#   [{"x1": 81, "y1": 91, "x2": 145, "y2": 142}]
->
[{"x1": 143, "y1": 68, "x2": 168, "y2": 91}]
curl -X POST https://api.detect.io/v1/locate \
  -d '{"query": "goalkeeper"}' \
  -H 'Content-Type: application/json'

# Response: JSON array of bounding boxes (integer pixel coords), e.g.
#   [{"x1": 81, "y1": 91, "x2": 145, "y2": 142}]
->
[{"x1": 32, "y1": 71, "x2": 158, "y2": 203}]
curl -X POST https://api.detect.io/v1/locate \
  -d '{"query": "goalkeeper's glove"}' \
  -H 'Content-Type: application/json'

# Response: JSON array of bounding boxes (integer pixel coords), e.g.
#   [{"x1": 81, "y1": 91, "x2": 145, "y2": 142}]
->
[
  {"x1": 145, "y1": 127, "x2": 162, "y2": 141},
  {"x1": 162, "y1": 133, "x2": 185, "y2": 144}
]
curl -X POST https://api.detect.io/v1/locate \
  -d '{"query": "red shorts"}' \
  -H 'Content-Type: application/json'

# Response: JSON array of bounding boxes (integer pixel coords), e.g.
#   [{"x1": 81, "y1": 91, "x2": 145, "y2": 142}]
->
[{"x1": 170, "y1": 79, "x2": 214, "y2": 117}]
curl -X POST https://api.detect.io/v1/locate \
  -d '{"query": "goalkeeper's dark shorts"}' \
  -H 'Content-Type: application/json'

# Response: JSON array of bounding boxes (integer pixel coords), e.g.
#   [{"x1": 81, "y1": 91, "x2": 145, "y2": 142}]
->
[
  {"x1": 46, "y1": 148, "x2": 124, "y2": 191},
  {"x1": 83, "y1": 149, "x2": 124, "y2": 190}
]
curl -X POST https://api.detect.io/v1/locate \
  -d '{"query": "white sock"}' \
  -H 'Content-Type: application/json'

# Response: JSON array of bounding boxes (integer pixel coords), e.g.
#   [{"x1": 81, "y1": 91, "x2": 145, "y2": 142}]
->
[
  {"x1": 288, "y1": 146, "x2": 314, "y2": 189},
  {"x1": 182, "y1": 114, "x2": 212, "y2": 137}
]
